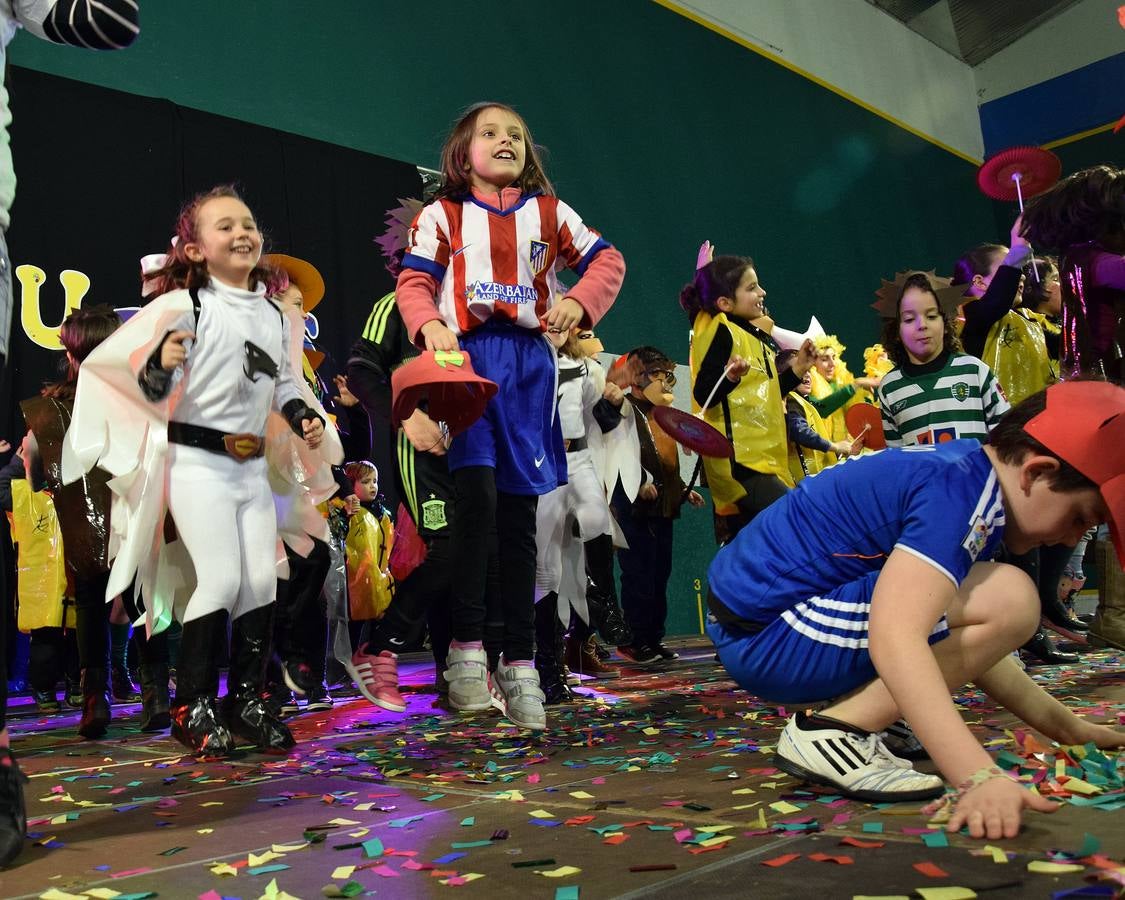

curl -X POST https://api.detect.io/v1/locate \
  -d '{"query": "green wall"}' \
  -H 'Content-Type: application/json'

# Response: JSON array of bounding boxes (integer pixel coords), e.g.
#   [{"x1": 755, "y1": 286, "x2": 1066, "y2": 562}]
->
[{"x1": 11, "y1": 0, "x2": 1003, "y2": 635}]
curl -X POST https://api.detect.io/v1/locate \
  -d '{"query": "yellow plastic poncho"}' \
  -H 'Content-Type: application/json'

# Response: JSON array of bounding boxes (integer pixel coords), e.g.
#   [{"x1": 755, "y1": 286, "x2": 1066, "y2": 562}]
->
[
  {"x1": 346, "y1": 507, "x2": 395, "y2": 621},
  {"x1": 10, "y1": 480, "x2": 74, "y2": 631},
  {"x1": 690, "y1": 310, "x2": 793, "y2": 516},
  {"x1": 786, "y1": 393, "x2": 836, "y2": 483},
  {"x1": 981, "y1": 308, "x2": 1057, "y2": 406}
]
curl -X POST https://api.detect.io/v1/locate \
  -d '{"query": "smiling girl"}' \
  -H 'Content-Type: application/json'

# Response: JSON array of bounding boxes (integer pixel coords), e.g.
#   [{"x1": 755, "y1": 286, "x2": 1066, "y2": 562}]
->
[
  {"x1": 875, "y1": 272, "x2": 1008, "y2": 448},
  {"x1": 394, "y1": 102, "x2": 625, "y2": 729}
]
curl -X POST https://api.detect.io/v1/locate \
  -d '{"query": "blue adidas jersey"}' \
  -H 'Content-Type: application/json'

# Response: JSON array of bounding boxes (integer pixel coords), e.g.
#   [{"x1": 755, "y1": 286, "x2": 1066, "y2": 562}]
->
[{"x1": 708, "y1": 440, "x2": 1006, "y2": 624}]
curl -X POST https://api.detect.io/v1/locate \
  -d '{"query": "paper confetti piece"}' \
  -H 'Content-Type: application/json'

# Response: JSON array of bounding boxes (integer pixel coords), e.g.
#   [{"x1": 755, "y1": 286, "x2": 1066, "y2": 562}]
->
[
  {"x1": 362, "y1": 837, "x2": 385, "y2": 858},
  {"x1": 327, "y1": 817, "x2": 361, "y2": 826},
  {"x1": 979, "y1": 845, "x2": 1009, "y2": 863},
  {"x1": 762, "y1": 853, "x2": 801, "y2": 867},
  {"x1": 538, "y1": 866, "x2": 582, "y2": 878},
  {"x1": 529, "y1": 809, "x2": 555, "y2": 818},
  {"x1": 769, "y1": 801, "x2": 802, "y2": 814},
  {"x1": 1028, "y1": 861, "x2": 1086, "y2": 874},
  {"x1": 921, "y1": 831, "x2": 950, "y2": 848},
  {"x1": 210, "y1": 863, "x2": 239, "y2": 877},
  {"x1": 840, "y1": 837, "x2": 885, "y2": 849},
  {"x1": 247, "y1": 850, "x2": 283, "y2": 867},
  {"x1": 915, "y1": 889, "x2": 977, "y2": 900},
  {"x1": 331, "y1": 866, "x2": 356, "y2": 879},
  {"x1": 569, "y1": 791, "x2": 595, "y2": 800},
  {"x1": 83, "y1": 892, "x2": 122, "y2": 900},
  {"x1": 460, "y1": 817, "x2": 476, "y2": 826},
  {"x1": 913, "y1": 861, "x2": 950, "y2": 878},
  {"x1": 808, "y1": 852, "x2": 853, "y2": 865},
  {"x1": 555, "y1": 887, "x2": 580, "y2": 900}
]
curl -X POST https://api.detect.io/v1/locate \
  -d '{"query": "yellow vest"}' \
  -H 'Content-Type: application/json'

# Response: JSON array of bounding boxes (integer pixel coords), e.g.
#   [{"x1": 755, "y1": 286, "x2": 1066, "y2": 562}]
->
[
  {"x1": 691, "y1": 311, "x2": 793, "y2": 514},
  {"x1": 10, "y1": 480, "x2": 74, "y2": 632},
  {"x1": 787, "y1": 393, "x2": 837, "y2": 483},
  {"x1": 981, "y1": 308, "x2": 1056, "y2": 406}
]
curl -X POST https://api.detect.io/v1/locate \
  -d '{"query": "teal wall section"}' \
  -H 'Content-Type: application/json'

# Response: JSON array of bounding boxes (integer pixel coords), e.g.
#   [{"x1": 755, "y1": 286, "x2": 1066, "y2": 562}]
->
[{"x1": 10, "y1": 0, "x2": 1004, "y2": 635}]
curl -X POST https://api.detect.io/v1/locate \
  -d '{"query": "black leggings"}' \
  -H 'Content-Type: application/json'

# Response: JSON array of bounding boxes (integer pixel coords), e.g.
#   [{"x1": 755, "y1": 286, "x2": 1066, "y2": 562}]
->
[{"x1": 450, "y1": 466, "x2": 538, "y2": 661}]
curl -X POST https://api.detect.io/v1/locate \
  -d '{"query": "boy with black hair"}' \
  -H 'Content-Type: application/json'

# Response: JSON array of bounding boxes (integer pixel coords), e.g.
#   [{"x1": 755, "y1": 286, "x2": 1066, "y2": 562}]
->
[{"x1": 708, "y1": 382, "x2": 1124, "y2": 839}]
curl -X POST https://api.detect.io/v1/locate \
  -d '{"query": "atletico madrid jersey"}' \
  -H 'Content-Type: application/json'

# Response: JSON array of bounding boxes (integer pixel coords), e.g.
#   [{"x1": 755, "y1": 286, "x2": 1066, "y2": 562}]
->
[{"x1": 401, "y1": 191, "x2": 612, "y2": 335}]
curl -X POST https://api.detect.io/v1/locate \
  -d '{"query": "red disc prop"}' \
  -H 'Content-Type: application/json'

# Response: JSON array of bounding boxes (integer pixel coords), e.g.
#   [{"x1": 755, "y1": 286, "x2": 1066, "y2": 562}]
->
[
  {"x1": 976, "y1": 146, "x2": 1061, "y2": 202},
  {"x1": 845, "y1": 404, "x2": 886, "y2": 452},
  {"x1": 652, "y1": 405, "x2": 734, "y2": 459}
]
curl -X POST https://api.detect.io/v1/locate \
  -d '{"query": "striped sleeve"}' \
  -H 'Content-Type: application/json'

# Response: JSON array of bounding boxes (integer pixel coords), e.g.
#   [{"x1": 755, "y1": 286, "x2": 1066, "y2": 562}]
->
[
  {"x1": 400, "y1": 201, "x2": 451, "y2": 282},
  {"x1": 554, "y1": 199, "x2": 611, "y2": 275},
  {"x1": 977, "y1": 359, "x2": 1010, "y2": 434},
  {"x1": 876, "y1": 375, "x2": 903, "y2": 447},
  {"x1": 30, "y1": 0, "x2": 140, "y2": 49}
]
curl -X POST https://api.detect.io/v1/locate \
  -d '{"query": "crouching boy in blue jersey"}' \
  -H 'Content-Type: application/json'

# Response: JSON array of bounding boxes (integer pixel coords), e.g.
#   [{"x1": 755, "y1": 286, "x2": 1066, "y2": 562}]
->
[{"x1": 707, "y1": 381, "x2": 1125, "y2": 839}]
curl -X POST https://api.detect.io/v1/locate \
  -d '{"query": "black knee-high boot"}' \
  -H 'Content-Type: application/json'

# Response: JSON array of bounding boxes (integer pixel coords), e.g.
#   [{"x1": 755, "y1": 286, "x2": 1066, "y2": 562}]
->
[
  {"x1": 171, "y1": 610, "x2": 235, "y2": 757},
  {"x1": 222, "y1": 604, "x2": 295, "y2": 753},
  {"x1": 534, "y1": 594, "x2": 573, "y2": 705},
  {"x1": 136, "y1": 629, "x2": 171, "y2": 733}
]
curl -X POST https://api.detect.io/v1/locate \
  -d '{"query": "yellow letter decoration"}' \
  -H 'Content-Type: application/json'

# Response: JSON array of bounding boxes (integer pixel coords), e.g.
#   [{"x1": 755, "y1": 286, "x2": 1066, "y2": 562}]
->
[{"x1": 17, "y1": 264, "x2": 90, "y2": 350}]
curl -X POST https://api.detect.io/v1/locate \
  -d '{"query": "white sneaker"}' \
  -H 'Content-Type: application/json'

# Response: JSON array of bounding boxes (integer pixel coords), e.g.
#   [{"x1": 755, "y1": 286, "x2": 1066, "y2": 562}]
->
[
  {"x1": 775, "y1": 714, "x2": 943, "y2": 802},
  {"x1": 489, "y1": 657, "x2": 547, "y2": 731},
  {"x1": 443, "y1": 645, "x2": 492, "y2": 712}
]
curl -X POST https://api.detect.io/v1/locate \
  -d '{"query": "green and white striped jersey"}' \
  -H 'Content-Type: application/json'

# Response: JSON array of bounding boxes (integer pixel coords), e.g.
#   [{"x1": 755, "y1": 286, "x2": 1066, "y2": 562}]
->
[{"x1": 875, "y1": 352, "x2": 1009, "y2": 447}]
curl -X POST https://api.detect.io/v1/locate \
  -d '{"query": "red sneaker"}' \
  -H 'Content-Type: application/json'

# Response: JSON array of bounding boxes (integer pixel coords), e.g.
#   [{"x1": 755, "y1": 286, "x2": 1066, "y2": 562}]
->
[{"x1": 347, "y1": 645, "x2": 406, "y2": 712}]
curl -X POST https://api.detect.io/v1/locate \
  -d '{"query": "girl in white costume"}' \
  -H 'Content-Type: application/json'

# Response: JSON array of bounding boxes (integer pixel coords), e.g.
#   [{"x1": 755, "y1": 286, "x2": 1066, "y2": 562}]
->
[{"x1": 65, "y1": 186, "x2": 326, "y2": 757}]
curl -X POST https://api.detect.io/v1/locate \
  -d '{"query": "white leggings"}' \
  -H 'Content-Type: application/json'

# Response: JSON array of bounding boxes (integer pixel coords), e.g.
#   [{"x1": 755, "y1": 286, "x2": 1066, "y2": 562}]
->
[{"x1": 166, "y1": 444, "x2": 278, "y2": 623}]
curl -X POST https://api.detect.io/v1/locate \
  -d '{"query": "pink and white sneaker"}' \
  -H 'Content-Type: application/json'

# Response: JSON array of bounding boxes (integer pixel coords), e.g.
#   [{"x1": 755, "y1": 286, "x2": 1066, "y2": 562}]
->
[{"x1": 346, "y1": 644, "x2": 406, "y2": 712}]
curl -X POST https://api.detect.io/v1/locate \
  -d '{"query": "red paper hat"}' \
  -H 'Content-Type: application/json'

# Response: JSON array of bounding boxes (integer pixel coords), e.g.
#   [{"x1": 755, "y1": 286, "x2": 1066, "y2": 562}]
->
[
  {"x1": 391, "y1": 350, "x2": 498, "y2": 437},
  {"x1": 976, "y1": 147, "x2": 1061, "y2": 202},
  {"x1": 845, "y1": 404, "x2": 886, "y2": 451},
  {"x1": 1024, "y1": 381, "x2": 1125, "y2": 566},
  {"x1": 652, "y1": 405, "x2": 733, "y2": 459}
]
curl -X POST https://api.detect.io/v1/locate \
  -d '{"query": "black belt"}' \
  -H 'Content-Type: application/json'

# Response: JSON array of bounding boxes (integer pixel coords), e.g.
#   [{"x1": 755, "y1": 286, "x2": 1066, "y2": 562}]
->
[
  {"x1": 706, "y1": 587, "x2": 765, "y2": 635},
  {"x1": 168, "y1": 421, "x2": 264, "y2": 461},
  {"x1": 564, "y1": 436, "x2": 588, "y2": 453}
]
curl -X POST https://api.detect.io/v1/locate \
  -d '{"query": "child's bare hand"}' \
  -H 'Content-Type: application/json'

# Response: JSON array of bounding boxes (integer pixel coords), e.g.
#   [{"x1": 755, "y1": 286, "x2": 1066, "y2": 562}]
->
[
  {"x1": 544, "y1": 297, "x2": 584, "y2": 332},
  {"x1": 602, "y1": 381, "x2": 625, "y2": 407},
  {"x1": 855, "y1": 376, "x2": 882, "y2": 392},
  {"x1": 794, "y1": 339, "x2": 817, "y2": 376},
  {"x1": 161, "y1": 330, "x2": 194, "y2": 370},
  {"x1": 638, "y1": 483, "x2": 658, "y2": 501},
  {"x1": 0, "y1": 439, "x2": 9, "y2": 454},
  {"x1": 344, "y1": 494, "x2": 360, "y2": 515},
  {"x1": 687, "y1": 490, "x2": 705, "y2": 508},
  {"x1": 302, "y1": 416, "x2": 324, "y2": 449},
  {"x1": 1010, "y1": 213, "x2": 1029, "y2": 250},
  {"x1": 402, "y1": 408, "x2": 447, "y2": 455},
  {"x1": 420, "y1": 320, "x2": 459, "y2": 352},
  {"x1": 947, "y1": 778, "x2": 1058, "y2": 840},
  {"x1": 333, "y1": 374, "x2": 359, "y2": 407},
  {"x1": 726, "y1": 355, "x2": 751, "y2": 380}
]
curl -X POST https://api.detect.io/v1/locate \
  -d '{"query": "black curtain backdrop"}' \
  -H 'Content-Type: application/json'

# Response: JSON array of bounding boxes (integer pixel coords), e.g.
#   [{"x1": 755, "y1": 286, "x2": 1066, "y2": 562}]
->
[{"x1": 2, "y1": 66, "x2": 422, "y2": 510}]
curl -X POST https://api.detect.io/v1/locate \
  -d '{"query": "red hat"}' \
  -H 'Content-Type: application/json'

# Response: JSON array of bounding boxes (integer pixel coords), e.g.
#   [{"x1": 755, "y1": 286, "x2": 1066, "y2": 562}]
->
[
  {"x1": 1024, "y1": 381, "x2": 1125, "y2": 565},
  {"x1": 391, "y1": 350, "x2": 498, "y2": 437}
]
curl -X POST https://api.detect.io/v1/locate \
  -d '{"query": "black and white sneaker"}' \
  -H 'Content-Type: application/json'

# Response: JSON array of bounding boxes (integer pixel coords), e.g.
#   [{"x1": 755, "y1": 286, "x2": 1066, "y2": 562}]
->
[
  {"x1": 304, "y1": 685, "x2": 334, "y2": 713},
  {"x1": 654, "y1": 643, "x2": 679, "y2": 661},
  {"x1": 616, "y1": 644, "x2": 661, "y2": 665},
  {"x1": 880, "y1": 719, "x2": 929, "y2": 761},
  {"x1": 774, "y1": 714, "x2": 943, "y2": 803}
]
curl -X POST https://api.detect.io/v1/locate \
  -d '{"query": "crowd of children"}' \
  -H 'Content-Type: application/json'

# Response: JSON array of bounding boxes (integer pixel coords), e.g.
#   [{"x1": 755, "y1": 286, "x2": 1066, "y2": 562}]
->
[{"x1": 1, "y1": 100, "x2": 1123, "y2": 866}]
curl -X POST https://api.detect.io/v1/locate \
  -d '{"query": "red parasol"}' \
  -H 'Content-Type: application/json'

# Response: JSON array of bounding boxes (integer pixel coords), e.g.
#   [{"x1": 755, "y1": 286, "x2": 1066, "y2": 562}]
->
[{"x1": 976, "y1": 146, "x2": 1061, "y2": 206}]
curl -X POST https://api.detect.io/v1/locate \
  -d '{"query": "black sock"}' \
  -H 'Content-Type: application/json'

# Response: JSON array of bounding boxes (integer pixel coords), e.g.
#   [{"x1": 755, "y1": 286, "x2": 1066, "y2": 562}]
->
[{"x1": 796, "y1": 710, "x2": 869, "y2": 737}]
